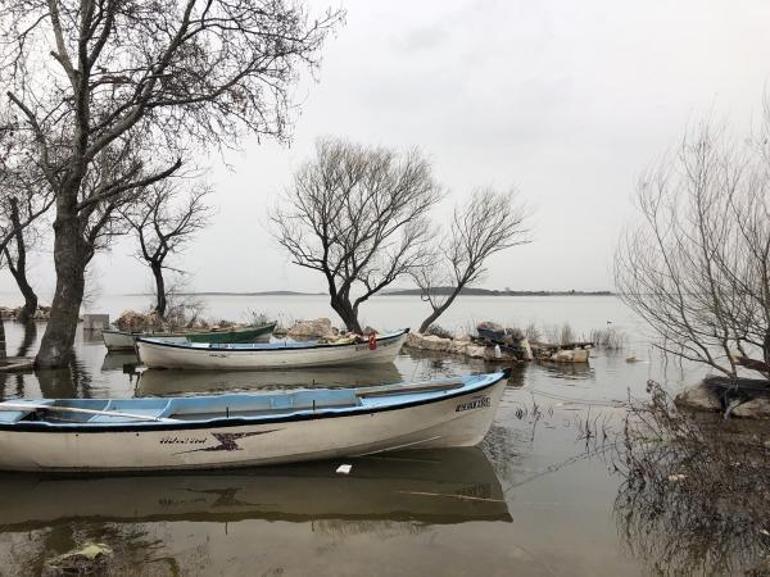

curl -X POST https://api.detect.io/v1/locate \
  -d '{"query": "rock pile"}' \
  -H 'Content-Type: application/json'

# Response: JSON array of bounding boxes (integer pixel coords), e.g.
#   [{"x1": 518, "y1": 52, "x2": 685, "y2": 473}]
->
[
  {"x1": 674, "y1": 375, "x2": 770, "y2": 419},
  {"x1": 406, "y1": 322, "x2": 534, "y2": 363},
  {"x1": 114, "y1": 309, "x2": 213, "y2": 332},
  {"x1": 0, "y1": 305, "x2": 52, "y2": 321},
  {"x1": 286, "y1": 318, "x2": 339, "y2": 339}
]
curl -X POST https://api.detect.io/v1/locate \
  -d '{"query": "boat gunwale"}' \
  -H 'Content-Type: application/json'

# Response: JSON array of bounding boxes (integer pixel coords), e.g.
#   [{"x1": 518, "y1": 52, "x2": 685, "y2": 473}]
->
[
  {"x1": 0, "y1": 370, "x2": 508, "y2": 434},
  {"x1": 136, "y1": 328, "x2": 410, "y2": 352}
]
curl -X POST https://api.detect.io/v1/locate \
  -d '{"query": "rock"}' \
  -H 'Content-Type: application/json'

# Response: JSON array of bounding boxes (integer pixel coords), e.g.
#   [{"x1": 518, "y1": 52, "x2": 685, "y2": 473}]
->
[
  {"x1": 43, "y1": 542, "x2": 112, "y2": 577},
  {"x1": 477, "y1": 321, "x2": 504, "y2": 333},
  {"x1": 520, "y1": 338, "x2": 533, "y2": 361},
  {"x1": 406, "y1": 332, "x2": 453, "y2": 352},
  {"x1": 362, "y1": 326, "x2": 377, "y2": 336},
  {"x1": 287, "y1": 318, "x2": 337, "y2": 339},
  {"x1": 572, "y1": 349, "x2": 590, "y2": 363},
  {"x1": 449, "y1": 340, "x2": 470, "y2": 356},
  {"x1": 465, "y1": 345, "x2": 487, "y2": 359},
  {"x1": 732, "y1": 397, "x2": 770, "y2": 419},
  {"x1": 454, "y1": 333, "x2": 472, "y2": 343},
  {"x1": 674, "y1": 382, "x2": 722, "y2": 412},
  {"x1": 550, "y1": 348, "x2": 590, "y2": 363}
]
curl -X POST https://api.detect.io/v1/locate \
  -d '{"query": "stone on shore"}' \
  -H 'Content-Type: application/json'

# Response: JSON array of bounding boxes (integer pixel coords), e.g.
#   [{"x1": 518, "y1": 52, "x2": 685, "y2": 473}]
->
[
  {"x1": 42, "y1": 542, "x2": 113, "y2": 577},
  {"x1": 405, "y1": 332, "x2": 523, "y2": 362},
  {"x1": 0, "y1": 304, "x2": 52, "y2": 321},
  {"x1": 287, "y1": 318, "x2": 337, "y2": 339},
  {"x1": 549, "y1": 348, "x2": 590, "y2": 363},
  {"x1": 732, "y1": 397, "x2": 770, "y2": 419},
  {"x1": 407, "y1": 332, "x2": 452, "y2": 352},
  {"x1": 674, "y1": 382, "x2": 722, "y2": 412}
]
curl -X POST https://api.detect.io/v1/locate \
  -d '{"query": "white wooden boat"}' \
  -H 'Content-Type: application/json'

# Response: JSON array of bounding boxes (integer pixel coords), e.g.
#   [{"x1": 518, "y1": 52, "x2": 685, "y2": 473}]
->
[
  {"x1": 0, "y1": 371, "x2": 509, "y2": 472},
  {"x1": 0, "y1": 448, "x2": 511, "y2": 530},
  {"x1": 136, "y1": 329, "x2": 409, "y2": 370},
  {"x1": 102, "y1": 322, "x2": 276, "y2": 352}
]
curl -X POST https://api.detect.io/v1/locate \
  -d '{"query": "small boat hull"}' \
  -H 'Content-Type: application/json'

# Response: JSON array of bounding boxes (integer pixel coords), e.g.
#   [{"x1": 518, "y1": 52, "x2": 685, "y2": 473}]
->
[
  {"x1": 136, "y1": 330, "x2": 409, "y2": 370},
  {"x1": 137, "y1": 364, "x2": 404, "y2": 395},
  {"x1": 0, "y1": 372, "x2": 507, "y2": 472},
  {"x1": 102, "y1": 323, "x2": 276, "y2": 352}
]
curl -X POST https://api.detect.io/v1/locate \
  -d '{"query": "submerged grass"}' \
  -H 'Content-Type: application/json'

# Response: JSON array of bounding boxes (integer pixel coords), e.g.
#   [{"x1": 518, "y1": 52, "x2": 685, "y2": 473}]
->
[{"x1": 613, "y1": 381, "x2": 770, "y2": 577}]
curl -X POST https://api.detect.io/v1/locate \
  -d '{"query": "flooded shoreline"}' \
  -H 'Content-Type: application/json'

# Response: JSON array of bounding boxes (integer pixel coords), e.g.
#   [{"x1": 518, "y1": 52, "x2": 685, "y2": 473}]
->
[{"x1": 0, "y1": 296, "x2": 764, "y2": 576}]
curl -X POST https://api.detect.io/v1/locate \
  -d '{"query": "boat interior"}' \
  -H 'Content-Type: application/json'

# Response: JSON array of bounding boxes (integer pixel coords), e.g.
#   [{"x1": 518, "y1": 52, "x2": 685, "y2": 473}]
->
[{"x1": 0, "y1": 375, "x2": 487, "y2": 426}]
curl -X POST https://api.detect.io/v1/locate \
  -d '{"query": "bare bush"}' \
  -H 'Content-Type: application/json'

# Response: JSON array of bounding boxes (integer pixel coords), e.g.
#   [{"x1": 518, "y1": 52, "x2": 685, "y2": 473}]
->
[
  {"x1": 589, "y1": 327, "x2": 627, "y2": 350},
  {"x1": 425, "y1": 324, "x2": 453, "y2": 339},
  {"x1": 523, "y1": 322, "x2": 541, "y2": 342},
  {"x1": 615, "y1": 121, "x2": 770, "y2": 379}
]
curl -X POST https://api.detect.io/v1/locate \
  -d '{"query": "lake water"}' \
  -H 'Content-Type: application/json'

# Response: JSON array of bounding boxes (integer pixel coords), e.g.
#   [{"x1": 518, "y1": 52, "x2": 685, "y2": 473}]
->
[{"x1": 0, "y1": 295, "x2": 744, "y2": 576}]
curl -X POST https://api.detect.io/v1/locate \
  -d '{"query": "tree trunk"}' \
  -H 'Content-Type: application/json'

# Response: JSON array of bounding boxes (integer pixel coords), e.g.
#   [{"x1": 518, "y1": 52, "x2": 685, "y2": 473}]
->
[
  {"x1": 418, "y1": 289, "x2": 462, "y2": 334},
  {"x1": 35, "y1": 201, "x2": 87, "y2": 369},
  {"x1": 330, "y1": 294, "x2": 362, "y2": 333},
  {"x1": 5, "y1": 198, "x2": 38, "y2": 323},
  {"x1": 6, "y1": 256, "x2": 38, "y2": 323},
  {"x1": 151, "y1": 262, "x2": 167, "y2": 318},
  {"x1": 0, "y1": 318, "x2": 6, "y2": 363}
]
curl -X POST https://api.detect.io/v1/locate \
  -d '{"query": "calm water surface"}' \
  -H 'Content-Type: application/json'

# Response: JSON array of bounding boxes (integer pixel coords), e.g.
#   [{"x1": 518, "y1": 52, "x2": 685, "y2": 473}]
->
[{"x1": 0, "y1": 296, "x2": 727, "y2": 576}]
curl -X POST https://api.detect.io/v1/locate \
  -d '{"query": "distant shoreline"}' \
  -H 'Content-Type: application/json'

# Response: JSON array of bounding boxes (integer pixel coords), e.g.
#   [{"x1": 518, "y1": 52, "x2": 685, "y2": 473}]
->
[
  {"x1": 383, "y1": 288, "x2": 613, "y2": 297},
  {"x1": 120, "y1": 289, "x2": 613, "y2": 297}
]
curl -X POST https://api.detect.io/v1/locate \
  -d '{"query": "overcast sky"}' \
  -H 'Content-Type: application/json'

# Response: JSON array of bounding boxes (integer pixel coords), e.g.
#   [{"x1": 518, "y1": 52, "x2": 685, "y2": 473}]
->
[{"x1": 5, "y1": 0, "x2": 770, "y2": 298}]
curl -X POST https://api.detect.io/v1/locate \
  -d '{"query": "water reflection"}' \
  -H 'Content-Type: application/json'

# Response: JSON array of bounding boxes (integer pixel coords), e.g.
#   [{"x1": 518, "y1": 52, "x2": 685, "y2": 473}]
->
[
  {"x1": 536, "y1": 359, "x2": 594, "y2": 381},
  {"x1": 136, "y1": 363, "x2": 405, "y2": 396},
  {"x1": 0, "y1": 448, "x2": 511, "y2": 576},
  {"x1": 101, "y1": 351, "x2": 141, "y2": 373},
  {"x1": 14, "y1": 320, "x2": 37, "y2": 357},
  {"x1": 35, "y1": 357, "x2": 94, "y2": 399},
  {"x1": 0, "y1": 448, "x2": 510, "y2": 531},
  {"x1": 613, "y1": 384, "x2": 770, "y2": 576}
]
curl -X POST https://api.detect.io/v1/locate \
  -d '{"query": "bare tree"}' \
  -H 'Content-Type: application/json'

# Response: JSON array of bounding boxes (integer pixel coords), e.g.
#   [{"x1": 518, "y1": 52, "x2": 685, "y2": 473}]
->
[
  {"x1": 615, "y1": 122, "x2": 770, "y2": 380},
  {"x1": 121, "y1": 181, "x2": 212, "y2": 318},
  {"x1": 414, "y1": 188, "x2": 530, "y2": 333},
  {"x1": 3, "y1": 197, "x2": 42, "y2": 322},
  {"x1": 0, "y1": 111, "x2": 54, "y2": 326},
  {"x1": 272, "y1": 138, "x2": 442, "y2": 333},
  {"x1": 0, "y1": 0, "x2": 343, "y2": 367}
]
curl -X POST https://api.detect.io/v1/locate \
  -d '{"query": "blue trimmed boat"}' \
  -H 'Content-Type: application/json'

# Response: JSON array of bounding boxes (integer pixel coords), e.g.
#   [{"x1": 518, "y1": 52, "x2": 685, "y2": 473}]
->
[{"x1": 0, "y1": 370, "x2": 509, "y2": 472}]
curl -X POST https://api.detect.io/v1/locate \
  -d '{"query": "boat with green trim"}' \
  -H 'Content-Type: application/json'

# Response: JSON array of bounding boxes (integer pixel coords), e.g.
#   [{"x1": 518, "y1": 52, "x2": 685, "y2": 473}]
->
[{"x1": 102, "y1": 322, "x2": 276, "y2": 351}]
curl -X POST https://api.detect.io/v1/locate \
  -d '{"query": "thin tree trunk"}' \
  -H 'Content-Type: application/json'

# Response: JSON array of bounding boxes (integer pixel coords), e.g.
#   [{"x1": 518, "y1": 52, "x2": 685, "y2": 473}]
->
[
  {"x1": 151, "y1": 262, "x2": 167, "y2": 318},
  {"x1": 35, "y1": 201, "x2": 87, "y2": 369},
  {"x1": 5, "y1": 250, "x2": 38, "y2": 323},
  {"x1": 418, "y1": 290, "x2": 461, "y2": 334},
  {"x1": 4, "y1": 198, "x2": 38, "y2": 322},
  {"x1": 0, "y1": 319, "x2": 6, "y2": 363}
]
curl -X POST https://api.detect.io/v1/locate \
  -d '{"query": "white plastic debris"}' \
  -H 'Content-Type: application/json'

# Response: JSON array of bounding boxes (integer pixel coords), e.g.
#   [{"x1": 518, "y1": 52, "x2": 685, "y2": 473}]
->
[{"x1": 336, "y1": 464, "x2": 352, "y2": 475}]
